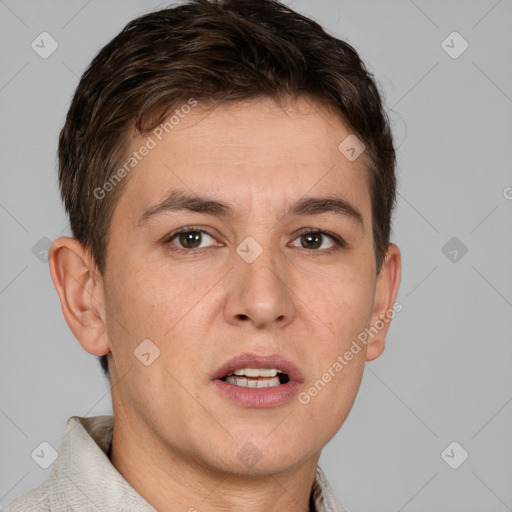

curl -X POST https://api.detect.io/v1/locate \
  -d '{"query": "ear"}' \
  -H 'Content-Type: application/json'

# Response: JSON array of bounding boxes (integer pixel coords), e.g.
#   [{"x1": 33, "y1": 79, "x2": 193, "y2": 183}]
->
[
  {"x1": 365, "y1": 243, "x2": 402, "y2": 361},
  {"x1": 48, "y1": 236, "x2": 110, "y2": 357}
]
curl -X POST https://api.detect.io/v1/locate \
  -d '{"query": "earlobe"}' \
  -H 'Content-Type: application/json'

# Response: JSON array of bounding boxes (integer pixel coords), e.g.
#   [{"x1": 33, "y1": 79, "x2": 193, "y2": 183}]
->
[
  {"x1": 365, "y1": 243, "x2": 402, "y2": 362},
  {"x1": 49, "y1": 236, "x2": 110, "y2": 357}
]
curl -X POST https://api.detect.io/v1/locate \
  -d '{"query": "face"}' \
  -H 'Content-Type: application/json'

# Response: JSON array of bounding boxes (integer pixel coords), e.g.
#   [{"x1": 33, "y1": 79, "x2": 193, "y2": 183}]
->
[{"x1": 94, "y1": 96, "x2": 395, "y2": 475}]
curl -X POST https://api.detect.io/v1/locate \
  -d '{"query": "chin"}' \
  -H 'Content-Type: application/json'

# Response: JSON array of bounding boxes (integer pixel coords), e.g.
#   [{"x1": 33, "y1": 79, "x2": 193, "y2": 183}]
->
[{"x1": 206, "y1": 433, "x2": 316, "y2": 477}]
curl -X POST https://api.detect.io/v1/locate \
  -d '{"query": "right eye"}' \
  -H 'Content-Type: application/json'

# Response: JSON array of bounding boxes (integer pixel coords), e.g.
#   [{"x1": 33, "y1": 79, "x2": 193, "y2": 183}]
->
[{"x1": 165, "y1": 227, "x2": 220, "y2": 252}]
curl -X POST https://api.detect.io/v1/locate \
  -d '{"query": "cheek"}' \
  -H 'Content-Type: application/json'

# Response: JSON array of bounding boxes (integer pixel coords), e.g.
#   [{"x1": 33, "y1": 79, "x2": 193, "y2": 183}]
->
[
  {"x1": 309, "y1": 265, "x2": 375, "y2": 340},
  {"x1": 102, "y1": 263, "x2": 173, "y2": 371},
  {"x1": 301, "y1": 284, "x2": 372, "y2": 424},
  {"x1": 103, "y1": 255, "x2": 221, "y2": 386},
  {"x1": 107, "y1": 255, "x2": 183, "y2": 327},
  {"x1": 301, "y1": 266, "x2": 375, "y2": 409}
]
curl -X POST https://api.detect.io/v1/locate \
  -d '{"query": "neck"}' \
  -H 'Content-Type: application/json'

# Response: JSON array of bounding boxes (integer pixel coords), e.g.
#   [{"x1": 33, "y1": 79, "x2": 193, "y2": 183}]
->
[{"x1": 109, "y1": 411, "x2": 320, "y2": 512}]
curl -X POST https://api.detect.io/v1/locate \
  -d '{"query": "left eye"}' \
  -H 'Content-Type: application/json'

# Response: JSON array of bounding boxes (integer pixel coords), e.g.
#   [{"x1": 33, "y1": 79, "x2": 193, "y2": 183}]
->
[{"x1": 290, "y1": 230, "x2": 340, "y2": 250}]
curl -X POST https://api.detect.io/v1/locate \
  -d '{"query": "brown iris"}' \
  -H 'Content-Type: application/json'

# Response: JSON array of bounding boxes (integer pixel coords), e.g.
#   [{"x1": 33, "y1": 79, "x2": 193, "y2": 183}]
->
[
  {"x1": 178, "y1": 231, "x2": 202, "y2": 249},
  {"x1": 300, "y1": 232, "x2": 322, "y2": 249}
]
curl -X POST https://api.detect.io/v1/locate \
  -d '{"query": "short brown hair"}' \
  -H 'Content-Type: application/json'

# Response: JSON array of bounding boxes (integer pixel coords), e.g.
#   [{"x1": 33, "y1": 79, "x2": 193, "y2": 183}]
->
[{"x1": 58, "y1": 0, "x2": 396, "y2": 378}]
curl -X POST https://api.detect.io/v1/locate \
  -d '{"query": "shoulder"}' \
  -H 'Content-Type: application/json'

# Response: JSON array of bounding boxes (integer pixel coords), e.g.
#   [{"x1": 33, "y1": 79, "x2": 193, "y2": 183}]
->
[{"x1": 4, "y1": 487, "x2": 50, "y2": 511}]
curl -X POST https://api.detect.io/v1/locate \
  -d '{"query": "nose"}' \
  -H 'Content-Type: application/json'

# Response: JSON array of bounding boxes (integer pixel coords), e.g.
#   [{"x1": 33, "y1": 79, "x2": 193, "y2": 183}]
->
[{"x1": 223, "y1": 243, "x2": 296, "y2": 330}]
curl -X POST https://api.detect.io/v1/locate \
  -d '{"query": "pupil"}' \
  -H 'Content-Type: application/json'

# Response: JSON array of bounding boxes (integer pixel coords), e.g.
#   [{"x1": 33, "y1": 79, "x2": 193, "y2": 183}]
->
[
  {"x1": 302, "y1": 233, "x2": 321, "y2": 249},
  {"x1": 180, "y1": 231, "x2": 201, "y2": 248}
]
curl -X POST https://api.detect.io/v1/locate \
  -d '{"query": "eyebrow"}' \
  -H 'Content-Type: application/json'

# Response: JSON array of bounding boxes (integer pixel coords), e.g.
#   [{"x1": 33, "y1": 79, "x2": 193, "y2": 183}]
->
[{"x1": 138, "y1": 189, "x2": 364, "y2": 227}]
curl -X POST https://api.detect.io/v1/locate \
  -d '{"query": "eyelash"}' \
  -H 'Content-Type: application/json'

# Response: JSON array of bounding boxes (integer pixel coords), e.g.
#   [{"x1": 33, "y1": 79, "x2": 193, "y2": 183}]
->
[{"x1": 163, "y1": 225, "x2": 345, "y2": 255}]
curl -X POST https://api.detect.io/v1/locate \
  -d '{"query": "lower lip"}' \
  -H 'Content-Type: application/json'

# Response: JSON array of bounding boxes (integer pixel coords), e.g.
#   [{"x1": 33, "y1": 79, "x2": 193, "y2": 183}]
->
[{"x1": 212, "y1": 379, "x2": 302, "y2": 408}]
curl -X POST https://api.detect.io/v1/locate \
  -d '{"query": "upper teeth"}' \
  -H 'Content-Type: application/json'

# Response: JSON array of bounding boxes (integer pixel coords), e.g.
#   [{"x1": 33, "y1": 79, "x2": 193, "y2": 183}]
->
[{"x1": 229, "y1": 368, "x2": 284, "y2": 377}]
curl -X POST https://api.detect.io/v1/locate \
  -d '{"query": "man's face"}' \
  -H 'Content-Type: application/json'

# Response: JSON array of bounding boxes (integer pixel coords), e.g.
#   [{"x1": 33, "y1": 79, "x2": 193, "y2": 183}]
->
[{"x1": 102, "y1": 97, "x2": 385, "y2": 475}]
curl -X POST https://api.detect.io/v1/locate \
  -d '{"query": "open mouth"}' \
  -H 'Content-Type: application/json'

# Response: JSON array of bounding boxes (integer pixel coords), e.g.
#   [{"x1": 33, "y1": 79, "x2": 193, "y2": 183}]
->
[
  {"x1": 221, "y1": 368, "x2": 291, "y2": 388},
  {"x1": 212, "y1": 354, "x2": 303, "y2": 407}
]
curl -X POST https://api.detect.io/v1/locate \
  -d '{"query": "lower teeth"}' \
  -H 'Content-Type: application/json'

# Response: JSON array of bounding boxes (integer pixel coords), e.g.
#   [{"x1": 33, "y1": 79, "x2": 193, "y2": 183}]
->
[{"x1": 225, "y1": 376, "x2": 281, "y2": 388}]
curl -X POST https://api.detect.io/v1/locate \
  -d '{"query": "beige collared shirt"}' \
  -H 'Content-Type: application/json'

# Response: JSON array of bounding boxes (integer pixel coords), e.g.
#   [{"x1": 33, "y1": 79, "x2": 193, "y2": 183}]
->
[{"x1": 5, "y1": 416, "x2": 347, "y2": 511}]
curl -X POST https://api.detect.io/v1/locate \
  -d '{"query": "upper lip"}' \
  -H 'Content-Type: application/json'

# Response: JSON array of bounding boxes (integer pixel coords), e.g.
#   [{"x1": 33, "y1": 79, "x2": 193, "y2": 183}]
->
[{"x1": 212, "y1": 352, "x2": 304, "y2": 382}]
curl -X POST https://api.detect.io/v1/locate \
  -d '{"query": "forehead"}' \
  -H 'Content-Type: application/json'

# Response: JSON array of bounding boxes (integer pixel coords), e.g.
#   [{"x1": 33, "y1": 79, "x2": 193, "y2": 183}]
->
[{"x1": 114, "y1": 96, "x2": 371, "y2": 223}]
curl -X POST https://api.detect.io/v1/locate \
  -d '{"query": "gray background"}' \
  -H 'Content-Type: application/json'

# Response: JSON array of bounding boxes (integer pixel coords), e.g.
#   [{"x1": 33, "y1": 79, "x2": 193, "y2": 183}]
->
[{"x1": 1, "y1": 0, "x2": 511, "y2": 510}]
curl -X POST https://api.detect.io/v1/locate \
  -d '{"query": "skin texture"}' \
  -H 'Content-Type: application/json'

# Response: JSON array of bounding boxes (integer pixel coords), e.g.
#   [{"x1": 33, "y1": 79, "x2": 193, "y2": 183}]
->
[{"x1": 49, "y1": 96, "x2": 401, "y2": 512}]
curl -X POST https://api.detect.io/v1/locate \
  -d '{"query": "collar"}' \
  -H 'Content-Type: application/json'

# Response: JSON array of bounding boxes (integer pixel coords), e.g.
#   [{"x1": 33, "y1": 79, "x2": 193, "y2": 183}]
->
[{"x1": 6, "y1": 415, "x2": 346, "y2": 512}]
